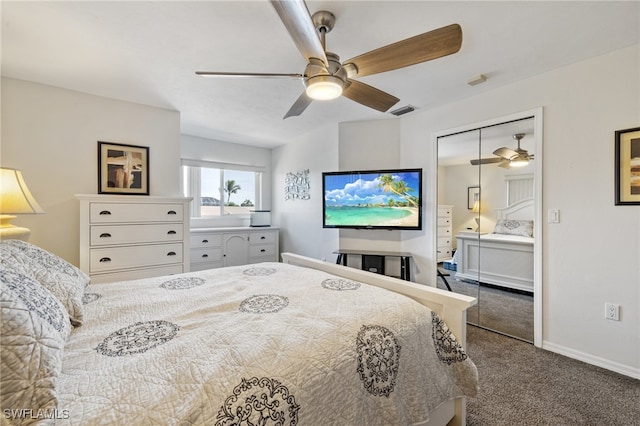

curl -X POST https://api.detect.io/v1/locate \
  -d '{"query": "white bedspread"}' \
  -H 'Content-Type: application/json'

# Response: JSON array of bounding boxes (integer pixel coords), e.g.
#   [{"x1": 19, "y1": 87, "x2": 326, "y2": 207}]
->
[{"x1": 56, "y1": 262, "x2": 477, "y2": 425}]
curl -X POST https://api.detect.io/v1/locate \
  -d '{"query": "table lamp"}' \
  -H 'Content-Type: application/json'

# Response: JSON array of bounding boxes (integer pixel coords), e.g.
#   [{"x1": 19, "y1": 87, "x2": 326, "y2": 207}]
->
[
  {"x1": 0, "y1": 168, "x2": 45, "y2": 241},
  {"x1": 472, "y1": 199, "x2": 481, "y2": 232}
]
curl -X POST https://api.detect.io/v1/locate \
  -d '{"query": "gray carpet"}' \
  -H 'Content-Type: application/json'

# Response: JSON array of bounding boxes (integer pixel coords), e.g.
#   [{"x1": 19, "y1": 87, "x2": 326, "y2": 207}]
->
[{"x1": 465, "y1": 326, "x2": 640, "y2": 425}]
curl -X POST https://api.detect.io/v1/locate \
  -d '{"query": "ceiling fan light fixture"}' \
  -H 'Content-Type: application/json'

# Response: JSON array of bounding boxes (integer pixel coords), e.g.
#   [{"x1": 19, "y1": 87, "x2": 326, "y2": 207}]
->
[
  {"x1": 510, "y1": 157, "x2": 529, "y2": 167},
  {"x1": 305, "y1": 75, "x2": 343, "y2": 100}
]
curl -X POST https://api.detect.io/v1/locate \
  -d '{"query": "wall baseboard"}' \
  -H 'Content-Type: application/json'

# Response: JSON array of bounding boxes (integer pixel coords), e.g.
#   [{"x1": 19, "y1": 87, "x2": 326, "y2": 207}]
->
[{"x1": 543, "y1": 340, "x2": 639, "y2": 379}]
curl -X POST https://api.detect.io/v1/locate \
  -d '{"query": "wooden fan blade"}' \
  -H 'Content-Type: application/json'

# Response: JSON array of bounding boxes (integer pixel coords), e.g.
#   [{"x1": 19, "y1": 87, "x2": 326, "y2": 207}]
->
[
  {"x1": 493, "y1": 147, "x2": 519, "y2": 160},
  {"x1": 470, "y1": 157, "x2": 504, "y2": 166},
  {"x1": 344, "y1": 23, "x2": 462, "y2": 78},
  {"x1": 342, "y1": 79, "x2": 399, "y2": 112},
  {"x1": 196, "y1": 71, "x2": 303, "y2": 79},
  {"x1": 283, "y1": 91, "x2": 313, "y2": 119},
  {"x1": 270, "y1": 0, "x2": 328, "y2": 67}
]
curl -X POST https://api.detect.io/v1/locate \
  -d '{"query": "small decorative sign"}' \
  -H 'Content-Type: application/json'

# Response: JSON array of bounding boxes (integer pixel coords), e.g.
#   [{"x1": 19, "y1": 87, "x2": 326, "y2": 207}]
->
[{"x1": 285, "y1": 169, "x2": 310, "y2": 201}]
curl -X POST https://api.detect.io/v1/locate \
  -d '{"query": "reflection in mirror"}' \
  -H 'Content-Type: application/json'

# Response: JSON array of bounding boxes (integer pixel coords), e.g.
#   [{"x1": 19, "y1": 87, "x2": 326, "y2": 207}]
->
[{"x1": 437, "y1": 118, "x2": 535, "y2": 342}]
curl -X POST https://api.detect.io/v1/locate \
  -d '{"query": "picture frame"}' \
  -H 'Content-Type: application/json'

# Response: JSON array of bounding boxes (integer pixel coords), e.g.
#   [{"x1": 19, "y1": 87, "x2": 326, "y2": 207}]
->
[
  {"x1": 614, "y1": 127, "x2": 640, "y2": 205},
  {"x1": 468, "y1": 186, "x2": 480, "y2": 210},
  {"x1": 98, "y1": 141, "x2": 149, "y2": 195}
]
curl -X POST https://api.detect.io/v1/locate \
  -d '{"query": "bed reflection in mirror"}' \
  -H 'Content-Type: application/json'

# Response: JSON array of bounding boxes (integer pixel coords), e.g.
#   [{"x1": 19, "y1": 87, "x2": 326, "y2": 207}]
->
[{"x1": 436, "y1": 116, "x2": 536, "y2": 342}]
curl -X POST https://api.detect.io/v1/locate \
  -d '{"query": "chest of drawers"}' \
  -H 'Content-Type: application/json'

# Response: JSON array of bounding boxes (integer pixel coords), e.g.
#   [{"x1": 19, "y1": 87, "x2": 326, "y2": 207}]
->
[
  {"x1": 77, "y1": 195, "x2": 191, "y2": 283},
  {"x1": 437, "y1": 205, "x2": 453, "y2": 262}
]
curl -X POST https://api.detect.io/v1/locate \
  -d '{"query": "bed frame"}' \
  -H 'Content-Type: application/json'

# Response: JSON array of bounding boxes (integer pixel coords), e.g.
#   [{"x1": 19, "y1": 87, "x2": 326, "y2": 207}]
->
[
  {"x1": 455, "y1": 198, "x2": 534, "y2": 293},
  {"x1": 281, "y1": 252, "x2": 477, "y2": 426}
]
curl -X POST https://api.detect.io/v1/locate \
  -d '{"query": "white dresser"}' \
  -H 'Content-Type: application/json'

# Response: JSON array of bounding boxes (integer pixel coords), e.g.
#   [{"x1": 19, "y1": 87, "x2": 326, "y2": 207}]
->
[
  {"x1": 190, "y1": 227, "x2": 279, "y2": 272},
  {"x1": 437, "y1": 205, "x2": 453, "y2": 262},
  {"x1": 77, "y1": 195, "x2": 191, "y2": 283}
]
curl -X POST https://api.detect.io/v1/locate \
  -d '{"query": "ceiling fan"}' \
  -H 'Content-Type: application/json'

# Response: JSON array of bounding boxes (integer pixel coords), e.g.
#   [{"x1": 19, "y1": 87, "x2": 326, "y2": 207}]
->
[
  {"x1": 470, "y1": 133, "x2": 534, "y2": 168},
  {"x1": 195, "y1": 0, "x2": 462, "y2": 119}
]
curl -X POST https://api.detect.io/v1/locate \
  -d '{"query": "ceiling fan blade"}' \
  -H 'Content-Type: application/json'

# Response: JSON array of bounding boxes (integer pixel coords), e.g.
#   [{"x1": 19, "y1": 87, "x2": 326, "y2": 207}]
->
[
  {"x1": 493, "y1": 147, "x2": 519, "y2": 160},
  {"x1": 344, "y1": 23, "x2": 462, "y2": 78},
  {"x1": 195, "y1": 71, "x2": 303, "y2": 79},
  {"x1": 283, "y1": 91, "x2": 313, "y2": 119},
  {"x1": 342, "y1": 79, "x2": 400, "y2": 112},
  {"x1": 270, "y1": 0, "x2": 328, "y2": 67},
  {"x1": 470, "y1": 157, "x2": 504, "y2": 166}
]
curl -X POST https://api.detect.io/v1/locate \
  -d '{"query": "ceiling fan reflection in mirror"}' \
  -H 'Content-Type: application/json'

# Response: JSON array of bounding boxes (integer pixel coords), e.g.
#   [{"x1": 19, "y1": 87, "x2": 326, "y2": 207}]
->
[
  {"x1": 470, "y1": 133, "x2": 534, "y2": 168},
  {"x1": 196, "y1": 0, "x2": 463, "y2": 119}
]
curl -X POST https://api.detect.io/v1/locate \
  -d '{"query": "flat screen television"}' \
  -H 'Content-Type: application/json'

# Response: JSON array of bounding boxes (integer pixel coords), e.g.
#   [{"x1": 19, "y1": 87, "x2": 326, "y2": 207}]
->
[{"x1": 322, "y1": 168, "x2": 423, "y2": 230}]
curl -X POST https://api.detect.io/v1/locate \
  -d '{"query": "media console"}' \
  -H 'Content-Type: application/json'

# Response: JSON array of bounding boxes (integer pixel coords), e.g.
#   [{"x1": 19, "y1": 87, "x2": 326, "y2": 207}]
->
[{"x1": 333, "y1": 249, "x2": 412, "y2": 281}]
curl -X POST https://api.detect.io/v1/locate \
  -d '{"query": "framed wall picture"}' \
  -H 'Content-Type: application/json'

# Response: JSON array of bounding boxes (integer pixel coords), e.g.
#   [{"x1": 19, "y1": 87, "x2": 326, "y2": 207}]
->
[
  {"x1": 98, "y1": 141, "x2": 149, "y2": 195},
  {"x1": 468, "y1": 186, "x2": 480, "y2": 210},
  {"x1": 614, "y1": 127, "x2": 640, "y2": 205}
]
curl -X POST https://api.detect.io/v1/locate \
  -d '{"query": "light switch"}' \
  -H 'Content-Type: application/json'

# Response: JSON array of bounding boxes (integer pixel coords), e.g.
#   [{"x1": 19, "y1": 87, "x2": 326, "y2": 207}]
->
[{"x1": 548, "y1": 209, "x2": 560, "y2": 223}]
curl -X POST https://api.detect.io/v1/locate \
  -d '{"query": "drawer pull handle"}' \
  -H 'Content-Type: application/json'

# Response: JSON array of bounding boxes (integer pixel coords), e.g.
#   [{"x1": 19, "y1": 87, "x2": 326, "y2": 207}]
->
[
  {"x1": 99, "y1": 210, "x2": 112, "y2": 215},
  {"x1": 260, "y1": 249, "x2": 266, "y2": 253},
  {"x1": 99, "y1": 257, "x2": 111, "y2": 263},
  {"x1": 260, "y1": 236, "x2": 266, "y2": 240},
  {"x1": 202, "y1": 254, "x2": 208, "y2": 258},
  {"x1": 167, "y1": 230, "x2": 177, "y2": 235},
  {"x1": 167, "y1": 251, "x2": 177, "y2": 256},
  {"x1": 99, "y1": 233, "x2": 112, "y2": 238},
  {"x1": 202, "y1": 239, "x2": 208, "y2": 243},
  {"x1": 167, "y1": 210, "x2": 177, "y2": 215}
]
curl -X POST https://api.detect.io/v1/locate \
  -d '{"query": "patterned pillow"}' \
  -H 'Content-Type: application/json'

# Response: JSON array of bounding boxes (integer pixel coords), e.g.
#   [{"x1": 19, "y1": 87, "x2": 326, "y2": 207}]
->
[
  {"x1": 492, "y1": 219, "x2": 534, "y2": 237},
  {"x1": 0, "y1": 240, "x2": 89, "y2": 326},
  {"x1": 0, "y1": 268, "x2": 71, "y2": 422}
]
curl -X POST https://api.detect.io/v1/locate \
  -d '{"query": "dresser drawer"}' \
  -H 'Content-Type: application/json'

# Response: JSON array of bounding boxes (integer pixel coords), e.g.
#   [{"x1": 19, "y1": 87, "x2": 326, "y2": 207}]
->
[
  {"x1": 249, "y1": 244, "x2": 276, "y2": 258},
  {"x1": 90, "y1": 203, "x2": 184, "y2": 223},
  {"x1": 437, "y1": 217, "x2": 452, "y2": 227},
  {"x1": 438, "y1": 226, "x2": 452, "y2": 236},
  {"x1": 438, "y1": 207, "x2": 452, "y2": 217},
  {"x1": 191, "y1": 247, "x2": 223, "y2": 264},
  {"x1": 190, "y1": 233, "x2": 223, "y2": 249},
  {"x1": 437, "y1": 247, "x2": 453, "y2": 259},
  {"x1": 90, "y1": 265, "x2": 184, "y2": 284},
  {"x1": 438, "y1": 236, "x2": 452, "y2": 247},
  {"x1": 91, "y1": 224, "x2": 183, "y2": 246},
  {"x1": 249, "y1": 231, "x2": 277, "y2": 245},
  {"x1": 90, "y1": 243, "x2": 183, "y2": 272}
]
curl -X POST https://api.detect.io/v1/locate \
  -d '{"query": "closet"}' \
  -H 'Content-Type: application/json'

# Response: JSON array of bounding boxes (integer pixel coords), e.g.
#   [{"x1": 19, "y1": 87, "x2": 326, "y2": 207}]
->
[{"x1": 435, "y1": 111, "x2": 541, "y2": 343}]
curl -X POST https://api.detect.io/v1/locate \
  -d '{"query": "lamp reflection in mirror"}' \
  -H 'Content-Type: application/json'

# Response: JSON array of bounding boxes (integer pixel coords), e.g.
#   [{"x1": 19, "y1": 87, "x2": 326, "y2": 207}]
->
[
  {"x1": 472, "y1": 199, "x2": 481, "y2": 232},
  {"x1": 0, "y1": 168, "x2": 45, "y2": 241}
]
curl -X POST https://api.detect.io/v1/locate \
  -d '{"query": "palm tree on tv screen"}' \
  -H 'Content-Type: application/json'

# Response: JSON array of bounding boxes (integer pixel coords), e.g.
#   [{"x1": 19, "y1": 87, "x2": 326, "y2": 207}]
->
[{"x1": 377, "y1": 174, "x2": 417, "y2": 207}]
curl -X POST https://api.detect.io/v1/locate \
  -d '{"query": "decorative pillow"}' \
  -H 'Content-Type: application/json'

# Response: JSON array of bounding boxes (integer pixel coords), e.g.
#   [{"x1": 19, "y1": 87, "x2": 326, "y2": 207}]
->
[
  {"x1": 492, "y1": 219, "x2": 534, "y2": 237},
  {"x1": 0, "y1": 268, "x2": 71, "y2": 424},
  {"x1": 0, "y1": 240, "x2": 89, "y2": 326}
]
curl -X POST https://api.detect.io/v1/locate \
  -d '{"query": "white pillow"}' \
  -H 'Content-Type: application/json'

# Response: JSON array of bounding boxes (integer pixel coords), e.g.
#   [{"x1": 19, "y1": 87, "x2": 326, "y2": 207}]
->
[
  {"x1": 1, "y1": 268, "x2": 71, "y2": 423},
  {"x1": 0, "y1": 240, "x2": 89, "y2": 326},
  {"x1": 492, "y1": 219, "x2": 534, "y2": 237}
]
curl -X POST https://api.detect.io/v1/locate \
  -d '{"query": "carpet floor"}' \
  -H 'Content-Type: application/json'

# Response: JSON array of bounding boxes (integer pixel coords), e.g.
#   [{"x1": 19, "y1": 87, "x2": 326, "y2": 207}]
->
[{"x1": 465, "y1": 326, "x2": 640, "y2": 425}]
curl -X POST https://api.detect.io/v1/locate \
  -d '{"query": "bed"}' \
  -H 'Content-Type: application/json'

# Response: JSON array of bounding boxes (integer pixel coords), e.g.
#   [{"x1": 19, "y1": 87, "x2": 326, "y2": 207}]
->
[
  {"x1": 1, "y1": 240, "x2": 478, "y2": 426},
  {"x1": 453, "y1": 198, "x2": 534, "y2": 293}
]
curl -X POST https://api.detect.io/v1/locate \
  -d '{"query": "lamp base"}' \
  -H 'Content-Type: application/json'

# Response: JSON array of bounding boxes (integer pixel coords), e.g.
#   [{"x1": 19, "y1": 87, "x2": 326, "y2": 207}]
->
[
  {"x1": 0, "y1": 215, "x2": 31, "y2": 241},
  {"x1": 474, "y1": 217, "x2": 480, "y2": 233}
]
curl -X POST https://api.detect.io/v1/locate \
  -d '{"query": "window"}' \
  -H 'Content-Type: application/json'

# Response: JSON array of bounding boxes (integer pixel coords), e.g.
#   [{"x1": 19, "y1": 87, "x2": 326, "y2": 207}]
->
[{"x1": 182, "y1": 161, "x2": 263, "y2": 218}]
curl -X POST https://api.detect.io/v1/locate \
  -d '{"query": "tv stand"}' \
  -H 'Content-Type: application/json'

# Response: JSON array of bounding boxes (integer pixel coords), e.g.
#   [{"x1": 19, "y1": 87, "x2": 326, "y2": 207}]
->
[{"x1": 333, "y1": 249, "x2": 412, "y2": 281}]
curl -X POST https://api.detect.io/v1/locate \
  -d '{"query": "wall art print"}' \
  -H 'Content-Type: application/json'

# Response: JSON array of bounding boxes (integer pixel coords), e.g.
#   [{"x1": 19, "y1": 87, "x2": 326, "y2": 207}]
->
[
  {"x1": 98, "y1": 141, "x2": 149, "y2": 195},
  {"x1": 285, "y1": 169, "x2": 310, "y2": 201},
  {"x1": 615, "y1": 127, "x2": 640, "y2": 205}
]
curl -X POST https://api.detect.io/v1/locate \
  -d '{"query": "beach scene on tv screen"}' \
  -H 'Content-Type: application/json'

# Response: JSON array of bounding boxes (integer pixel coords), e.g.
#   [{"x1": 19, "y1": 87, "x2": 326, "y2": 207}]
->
[{"x1": 324, "y1": 171, "x2": 421, "y2": 227}]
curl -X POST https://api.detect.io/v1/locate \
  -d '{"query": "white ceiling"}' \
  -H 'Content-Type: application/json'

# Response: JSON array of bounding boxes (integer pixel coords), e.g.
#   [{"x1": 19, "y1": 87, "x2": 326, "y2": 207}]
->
[{"x1": 2, "y1": 1, "x2": 638, "y2": 149}]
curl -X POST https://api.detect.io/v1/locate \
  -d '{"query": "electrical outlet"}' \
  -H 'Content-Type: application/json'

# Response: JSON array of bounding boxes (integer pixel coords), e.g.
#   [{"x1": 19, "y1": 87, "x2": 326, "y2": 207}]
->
[{"x1": 605, "y1": 303, "x2": 620, "y2": 321}]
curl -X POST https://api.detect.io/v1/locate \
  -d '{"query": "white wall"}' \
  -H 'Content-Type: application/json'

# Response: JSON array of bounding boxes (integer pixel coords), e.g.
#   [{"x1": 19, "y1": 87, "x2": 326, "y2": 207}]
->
[
  {"x1": 272, "y1": 123, "x2": 339, "y2": 263},
  {"x1": 1, "y1": 78, "x2": 181, "y2": 265},
  {"x1": 180, "y1": 134, "x2": 272, "y2": 228},
  {"x1": 401, "y1": 45, "x2": 639, "y2": 377}
]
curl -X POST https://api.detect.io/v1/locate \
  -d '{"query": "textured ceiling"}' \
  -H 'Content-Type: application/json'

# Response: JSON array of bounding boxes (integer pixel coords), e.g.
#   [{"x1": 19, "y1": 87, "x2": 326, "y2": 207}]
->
[{"x1": 2, "y1": 1, "x2": 638, "y2": 148}]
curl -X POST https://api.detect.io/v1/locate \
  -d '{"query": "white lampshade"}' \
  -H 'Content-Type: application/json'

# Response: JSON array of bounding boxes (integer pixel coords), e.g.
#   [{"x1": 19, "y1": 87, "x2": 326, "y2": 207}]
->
[
  {"x1": 305, "y1": 75, "x2": 343, "y2": 100},
  {"x1": 0, "y1": 168, "x2": 45, "y2": 241}
]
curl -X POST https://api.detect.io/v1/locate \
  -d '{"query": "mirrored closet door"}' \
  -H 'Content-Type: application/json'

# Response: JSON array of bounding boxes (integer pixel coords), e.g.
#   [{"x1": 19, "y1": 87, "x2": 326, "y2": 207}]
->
[{"x1": 436, "y1": 117, "x2": 536, "y2": 342}]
